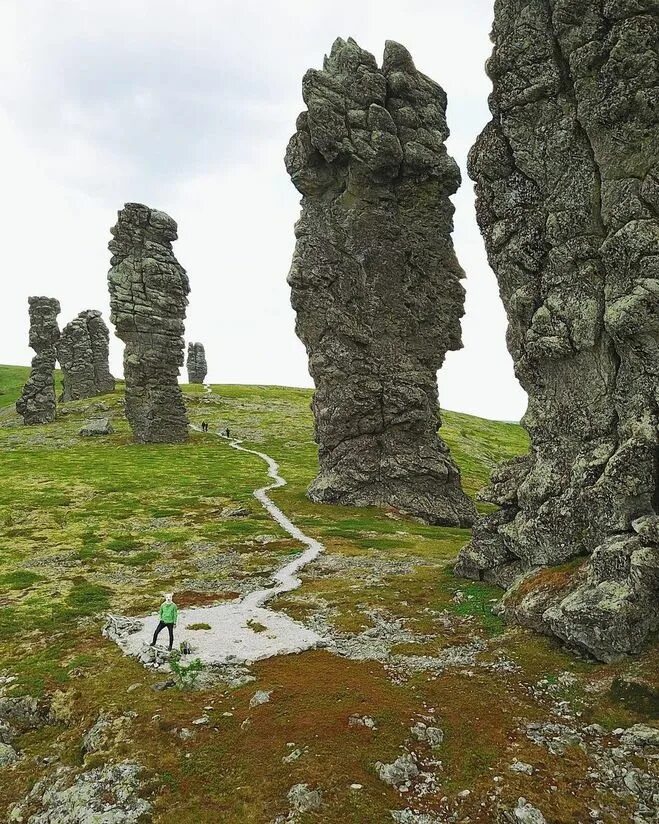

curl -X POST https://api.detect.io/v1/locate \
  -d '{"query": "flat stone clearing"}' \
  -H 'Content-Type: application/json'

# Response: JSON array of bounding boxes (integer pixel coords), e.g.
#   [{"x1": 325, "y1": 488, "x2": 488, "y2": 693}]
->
[{"x1": 112, "y1": 602, "x2": 323, "y2": 665}]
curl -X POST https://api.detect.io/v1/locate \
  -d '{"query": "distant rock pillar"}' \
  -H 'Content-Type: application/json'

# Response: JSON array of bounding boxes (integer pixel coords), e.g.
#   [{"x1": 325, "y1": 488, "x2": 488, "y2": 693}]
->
[
  {"x1": 58, "y1": 310, "x2": 115, "y2": 402},
  {"x1": 108, "y1": 203, "x2": 189, "y2": 443},
  {"x1": 285, "y1": 38, "x2": 476, "y2": 527},
  {"x1": 186, "y1": 342, "x2": 208, "y2": 384},
  {"x1": 16, "y1": 297, "x2": 61, "y2": 425}
]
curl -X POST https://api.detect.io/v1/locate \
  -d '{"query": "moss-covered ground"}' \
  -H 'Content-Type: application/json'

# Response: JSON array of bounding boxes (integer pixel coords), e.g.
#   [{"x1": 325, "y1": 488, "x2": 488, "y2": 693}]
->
[{"x1": 0, "y1": 373, "x2": 656, "y2": 822}]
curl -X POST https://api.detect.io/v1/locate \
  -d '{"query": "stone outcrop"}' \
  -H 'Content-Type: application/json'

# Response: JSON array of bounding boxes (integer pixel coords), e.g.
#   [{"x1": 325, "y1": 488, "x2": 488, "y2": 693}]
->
[
  {"x1": 108, "y1": 202, "x2": 190, "y2": 443},
  {"x1": 186, "y1": 341, "x2": 208, "y2": 384},
  {"x1": 16, "y1": 297, "x2": 61, "y2": 425},
  {"x1": 58, "y1": 310, "x2": 115, "y2": 402},
  {"x1": 285, "y1": 38, "x2": 476, "y2": 526},
  {"x1": 456, "y1": 2, "x2": 659, "y2": 660},
  {"x1": 84, "y1": 309, "x2": 115, "y2": 395}
]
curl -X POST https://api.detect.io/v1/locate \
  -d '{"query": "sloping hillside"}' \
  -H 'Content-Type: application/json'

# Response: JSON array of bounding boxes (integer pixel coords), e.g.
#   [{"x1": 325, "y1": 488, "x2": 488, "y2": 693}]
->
[{"x1": 0, "y1": 369, "x2": 656, "y2": 823}]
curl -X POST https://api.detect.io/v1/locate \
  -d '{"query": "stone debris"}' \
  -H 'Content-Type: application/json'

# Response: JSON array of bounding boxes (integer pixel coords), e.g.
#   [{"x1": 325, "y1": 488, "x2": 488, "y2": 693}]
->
[
  {"x1": 285, "y1": 37, "x2": 475, "y2": 527},
  {"x1": 7, "y1": 760, "x2": 151, "y2": 823},
  {"x1": 286, "y1": 782, "x2": 323, "y2": 815},
  {"x1": 108, "y1": 202, "x2": 190, "y2": 443},
  {"x1": 376, "y1": 752, "x2": 419, "y2": 789},
  {"x1": 509, "y1": 760, "x2": 534, "y2": 776},
  {"x1": 79, "y1": 416, "x2": 114, "y2": 436},
  {"x1": 82, "y1": 711, "x2": 135, "y2": 755},
  {"x1": 499, "y1": 797, "x2": 547, "y2": 824},
  {"x1": 186, "y1": 341, "x2": 207, "y2": 384},
  {"x1": 0, "y1": 742, "x2": 18, "y2": 767},
  {"x1": 411, "y1": 722, "x2": 444, "y2": 749},
  {"x1": 455, "y1": 0, "x2": 659, "y2": 661},
  {"x1": 348, "y1": 714, "x2": 377, "y2": 730},
  {"x1": 16, "y1": 297, "x2": 61, "y2": 425},
  {"x1": 249, "y1": 689, "x2": 272, "y2": 708}
]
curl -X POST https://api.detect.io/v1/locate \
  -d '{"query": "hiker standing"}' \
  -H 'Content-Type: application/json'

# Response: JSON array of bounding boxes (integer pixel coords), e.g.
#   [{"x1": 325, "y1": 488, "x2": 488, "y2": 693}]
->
[{"x1": 151, "y1": 592, "x2": 178, "y2": 651}]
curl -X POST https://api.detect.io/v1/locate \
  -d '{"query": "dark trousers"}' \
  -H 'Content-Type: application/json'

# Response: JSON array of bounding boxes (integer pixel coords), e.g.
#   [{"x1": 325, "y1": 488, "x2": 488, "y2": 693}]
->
[{"x1": 152, "y1": 621, "x2": 174, "y2": 650}]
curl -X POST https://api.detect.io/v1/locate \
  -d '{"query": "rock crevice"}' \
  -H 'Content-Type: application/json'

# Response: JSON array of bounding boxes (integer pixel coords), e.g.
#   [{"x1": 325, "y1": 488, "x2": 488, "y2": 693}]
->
[{"x1": 285, "y1": 37, "x2": 476, "y2": 526}]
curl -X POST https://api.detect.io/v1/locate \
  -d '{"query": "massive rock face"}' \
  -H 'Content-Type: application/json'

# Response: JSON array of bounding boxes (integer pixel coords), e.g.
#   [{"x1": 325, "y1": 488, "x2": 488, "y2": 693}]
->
[
  {"x1": 58, "y1": 310, "x2": 115, "y2": 402},
  {"x1": 456, "y1": 1, "x2": 659, "y2": 660},
  {"x1": 16, "y1": 297, "x2": 61, "y2": 425},
  {"x1": 108, "y1": 203, "x2": 190, "y2": 443},
  {"x1": 285, "y1": 38, "x2": 476, "y2": 527},
  {"x1": 186, "y1": 342, "x2": 207, "y2": 384}
]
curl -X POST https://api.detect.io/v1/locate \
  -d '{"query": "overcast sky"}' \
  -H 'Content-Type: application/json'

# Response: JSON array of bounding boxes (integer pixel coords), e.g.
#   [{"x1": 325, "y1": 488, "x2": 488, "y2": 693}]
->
[{"x1": 0, "y1": 0, "x2": 527, "y2": 422}]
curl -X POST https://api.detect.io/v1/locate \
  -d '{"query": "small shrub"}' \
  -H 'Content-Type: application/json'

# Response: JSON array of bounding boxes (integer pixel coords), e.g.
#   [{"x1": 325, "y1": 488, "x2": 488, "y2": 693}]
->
[
  {"x1": 247, "y1": 619, "x2": 267, "y2": 633},
  {"x1": 186, "y1": 622, "x2": 211, "y2": 630},
  {"x1": 169, "y1": 651, "x2": 204, "y2": 690},
  {"x1": 0, "y1": 570, "x2": 44, "y2": 590}
]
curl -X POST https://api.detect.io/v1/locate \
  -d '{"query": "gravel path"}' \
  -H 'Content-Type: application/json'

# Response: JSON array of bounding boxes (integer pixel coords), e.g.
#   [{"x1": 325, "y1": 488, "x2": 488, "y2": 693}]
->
[{"x1": 110, "y1": 417, "x2": 325, "y2": 665}]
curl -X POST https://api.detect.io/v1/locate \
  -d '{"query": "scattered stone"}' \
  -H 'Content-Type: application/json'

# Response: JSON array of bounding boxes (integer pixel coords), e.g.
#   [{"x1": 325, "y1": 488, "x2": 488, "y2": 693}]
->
[
  {"x1": 16, "y1": 297, "x2": 61, "y2": 425},
  {"x1": 192, "y1": 716, "x2": 209, "y2": 726},
  {"x1": 108, "y1": 202, "x2": 190, "y2": 443},
  {"x1": 249, "y1": 690, "x2": 272, "y2": 708},
  {"x1": 282, "y1": 747, "x2": 305, "y2": 764},
  {"x1": 376, "y1": 752, "x2": 419, "y2": 789},
  {"x1": 8, "y1": 760, "x2": 150, "y2": 823},
  {"x1": 102, "y1": 614, "x2": 143, "y2": 643},
  {"x1": 287, "y1": 783, "x2": 322, "y2": 815},
  {"x1": 285, "y1": 37, "x2": 476, "y2": 527},
  {"x1": 348, "y1": 714, "x2": 377, "y2": 730},
  {"x1": 151, "y1": 680, "x2": 176, "y2": 692},
  {"x1": 509, "y1": 760, "x2": 534, "y2": 776},
  {"x1": 178, "y1": 728, "x2": 194, "y2": 741},
  {"x1": 411, "y1": 722, "x2": 443, "y2": 748},
  {"x1": 620, "y1": 724, "x2": 659, "y2": 750},
  {"x1": 499, "y1": 797, "x2": 547, "y2": 824},
  {"x1": 455, "y1": 0, "x2": 659, "y2": 661},
  {"x1": 82, "y1": 711, "x2": 134, "y2": 755},
  {"x1": 79, "y1": 416, "x2": 113, "y2": 436},
  {"x1": 186, "y1": 341, "x2": 208, "y2": 384},
  {"x1": 0, "y1": 742, "x2": 18, "y2": 767}
]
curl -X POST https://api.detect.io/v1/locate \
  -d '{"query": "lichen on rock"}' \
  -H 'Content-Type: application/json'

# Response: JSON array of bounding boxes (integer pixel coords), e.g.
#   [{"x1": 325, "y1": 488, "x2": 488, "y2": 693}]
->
[
  {"x1": 108, "y1": 202, "x2": 190, "y2": 443},
  {"x1": 186, "y1": 341, "x2": 207, "y2": 384},
  {"x1": 456, "y1": 1, "x2": 659, "y2": 661},
  {"x1": 16, "y1": 297, "x2": 61, "y2": 425},
  {"x1": 285, "y1": 37, "x2": 475, "y2": 526}
]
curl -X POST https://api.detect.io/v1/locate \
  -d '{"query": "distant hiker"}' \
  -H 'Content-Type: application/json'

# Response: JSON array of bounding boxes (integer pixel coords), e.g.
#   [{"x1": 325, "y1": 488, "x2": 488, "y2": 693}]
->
[
  {"x1": 226, "y1": 428, "x2": 230, "y2": 437},
  {"x1": 151, "y1": 592, "x2": 178, "y2": 651},
  {"x1": 201, "y1": 421, "x2": 208, "y2": 432}
]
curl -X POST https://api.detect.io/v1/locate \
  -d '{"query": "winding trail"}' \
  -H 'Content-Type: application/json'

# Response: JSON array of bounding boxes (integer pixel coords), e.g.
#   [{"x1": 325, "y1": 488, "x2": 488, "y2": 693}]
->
[{"x1": 111, "y1": 405, "x2": 326, "y2": 665}]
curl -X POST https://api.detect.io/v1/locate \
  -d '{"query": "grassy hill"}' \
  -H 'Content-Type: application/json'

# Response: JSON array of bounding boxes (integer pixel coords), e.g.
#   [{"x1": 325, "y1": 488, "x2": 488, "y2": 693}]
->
[{"x1": 0, "y1": 368, "x2": 656, "y2": 823}]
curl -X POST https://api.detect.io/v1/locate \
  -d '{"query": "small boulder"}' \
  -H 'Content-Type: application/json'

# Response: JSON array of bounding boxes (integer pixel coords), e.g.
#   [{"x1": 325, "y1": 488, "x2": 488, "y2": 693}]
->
[
  {"x1": 79, "y1": 417, "x2": 113, "y2": 437},
  {"x1": 0, "y1": 742, "x2": 18, "y2": 767},
  {"x1": 249, "y1": 690, "x2": 272, "y2": 708},
  {"x1": 620, "y1": 723, "x2": 659, "y2": 749},
  {"x1": 376, "y1": 753, "x2": 419, "y2": 789},
  {"x1": 287, "y1": 783, "x2": 322, "y2": 814}
]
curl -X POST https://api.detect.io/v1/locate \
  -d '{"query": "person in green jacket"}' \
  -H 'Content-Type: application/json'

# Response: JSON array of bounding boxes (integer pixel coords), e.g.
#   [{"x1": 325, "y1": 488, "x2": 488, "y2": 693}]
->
[{"x1": 150, "y1": 592, "x2": 178, "y2": 650}]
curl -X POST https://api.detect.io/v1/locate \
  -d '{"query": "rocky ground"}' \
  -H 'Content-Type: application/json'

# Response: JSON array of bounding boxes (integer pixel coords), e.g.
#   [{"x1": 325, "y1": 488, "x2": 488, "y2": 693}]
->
[{"x1": 0, "y1": 372, "x2": 656, "y2": 822}]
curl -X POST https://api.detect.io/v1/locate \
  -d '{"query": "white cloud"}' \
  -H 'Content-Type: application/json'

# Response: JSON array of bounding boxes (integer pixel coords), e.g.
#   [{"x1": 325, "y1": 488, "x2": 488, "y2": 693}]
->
[{"x1": 0, "y1": 0, "x2": 527, "y2": 421}]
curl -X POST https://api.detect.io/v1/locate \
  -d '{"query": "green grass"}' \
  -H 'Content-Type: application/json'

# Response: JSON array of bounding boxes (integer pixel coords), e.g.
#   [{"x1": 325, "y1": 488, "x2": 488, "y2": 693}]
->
[{"x1": 0, "y1": 368, "x2": 655, "y2": 824}]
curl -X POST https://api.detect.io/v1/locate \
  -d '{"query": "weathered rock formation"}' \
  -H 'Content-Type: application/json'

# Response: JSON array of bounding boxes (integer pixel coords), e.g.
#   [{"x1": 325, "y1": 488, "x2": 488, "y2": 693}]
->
[
  {"x1": 108, "y1": 203, "x2": 190, "y2": 443},
  {"x1": 84, "y1": 310, "x2": 116, "y2": 395},
  {"x1": 186, "y1": 342, "x2": 207, "y2": 384},
  {"x1": 285, "y1": 38, "x2": 476, "y2": 527},
  {"x1": 58, "y1": 310, "x2": 115, "y2": 402},
  {"x1": 16, "y1": 297, "x2": 61, "y2": 425},
  {"x1": 456, "y1": 1, "x2": 659, "y2": 660}
]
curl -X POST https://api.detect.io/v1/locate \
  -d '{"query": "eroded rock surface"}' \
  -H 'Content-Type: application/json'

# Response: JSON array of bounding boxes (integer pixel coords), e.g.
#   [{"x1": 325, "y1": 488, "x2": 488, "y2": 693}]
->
[
  {"x1": 16, "y1": 297, "x2": 61, "y2": 425},
  {"x1": 186, "y1": 341, "x2": 207, "y2": 384},
  {"x1": 456, "y1": 1, "x2": 659, "y2": 660},
  {"x1": 285, "y1": 38, "x2": 475, "y2": 526},
  {"x1": 108, "y1": 202, "x2": 189, "y2": 443}
]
